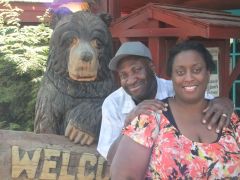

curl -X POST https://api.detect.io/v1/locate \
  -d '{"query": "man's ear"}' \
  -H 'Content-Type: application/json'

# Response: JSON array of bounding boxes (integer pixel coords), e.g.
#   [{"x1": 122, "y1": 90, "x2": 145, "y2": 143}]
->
[
  {"x1": 207, "y1": 70, "x2": 211, "y2": 82},
  {"x1": 149, "y1": 62, "x2": 156, "y2": 74}
]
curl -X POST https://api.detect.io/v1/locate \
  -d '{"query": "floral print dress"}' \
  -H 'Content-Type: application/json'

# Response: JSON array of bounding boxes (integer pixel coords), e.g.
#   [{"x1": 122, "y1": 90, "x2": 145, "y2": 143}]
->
[{"x1": 123, "y1": 99, "x2": 240, "y2": 179}]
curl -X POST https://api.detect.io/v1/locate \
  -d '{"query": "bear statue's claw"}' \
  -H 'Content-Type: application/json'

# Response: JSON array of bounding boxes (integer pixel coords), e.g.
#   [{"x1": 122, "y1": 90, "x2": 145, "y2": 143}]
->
[{"x1": 65, "y1": 122, "x2": 95, "y2": 146}]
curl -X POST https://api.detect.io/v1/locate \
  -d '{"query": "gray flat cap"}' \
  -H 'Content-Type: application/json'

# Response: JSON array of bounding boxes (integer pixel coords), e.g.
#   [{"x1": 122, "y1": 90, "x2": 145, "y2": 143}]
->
[{"x1": 108, "y1": 41, "x2": 152, "y2": 71}]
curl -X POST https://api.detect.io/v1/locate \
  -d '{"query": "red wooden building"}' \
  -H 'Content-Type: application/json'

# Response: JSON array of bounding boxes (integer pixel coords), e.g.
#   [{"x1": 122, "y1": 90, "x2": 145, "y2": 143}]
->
[
  {"x1": 3, "y1": 0, "x2": 240, "y2": 24},
  {"x1": 103, "y1": 0, "x2": 240, "y2": 20},
  {"x1": 0, "y1": 0, "x2": 53, "y2": 25}
]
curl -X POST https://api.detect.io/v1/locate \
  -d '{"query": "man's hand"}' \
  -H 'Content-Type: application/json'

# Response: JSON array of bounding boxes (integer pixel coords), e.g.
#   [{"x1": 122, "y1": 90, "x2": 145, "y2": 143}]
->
[
  {"x1": 124, "y1": 99, "x2": 168, "y2": 127},
  {"x1": 203, "y1": 97, "x2": 234, "y2": 133},
  {"x1": 65, "y1": 122, "x2": 94, "y2": 145}
]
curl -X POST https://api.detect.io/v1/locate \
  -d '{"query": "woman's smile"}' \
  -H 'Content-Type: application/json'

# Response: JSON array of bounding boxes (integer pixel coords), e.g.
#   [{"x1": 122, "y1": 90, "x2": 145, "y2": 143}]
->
[{"x1": 182, "y1": 85, "x2": 198, "y2": 92}]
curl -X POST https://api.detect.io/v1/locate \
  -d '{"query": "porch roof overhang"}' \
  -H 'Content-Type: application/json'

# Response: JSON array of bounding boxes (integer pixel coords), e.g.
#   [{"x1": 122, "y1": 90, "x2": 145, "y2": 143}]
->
[
  {"x1": 110, "y1": 3, "x2": 240, "y2": 39},
  {"x1": 119, "y1": 0, "x2": 240, "y2": 14}
]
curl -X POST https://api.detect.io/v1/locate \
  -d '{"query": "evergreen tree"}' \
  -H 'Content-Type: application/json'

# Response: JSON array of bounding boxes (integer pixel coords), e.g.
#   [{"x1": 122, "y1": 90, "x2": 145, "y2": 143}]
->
[{"x1": 0, "y1": 0, "x2": 52, "y2": 131}]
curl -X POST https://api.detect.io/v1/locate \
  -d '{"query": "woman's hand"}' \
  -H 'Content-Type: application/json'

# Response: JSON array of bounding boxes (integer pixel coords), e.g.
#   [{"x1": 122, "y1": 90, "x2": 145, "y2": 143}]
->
[{"x1": 124, "y1": 99, "x2": 168, "y2": 127}]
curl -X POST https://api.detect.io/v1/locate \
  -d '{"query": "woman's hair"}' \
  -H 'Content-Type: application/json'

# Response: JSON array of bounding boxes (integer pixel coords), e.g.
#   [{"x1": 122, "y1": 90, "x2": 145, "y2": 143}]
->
[{"x1": 166, "y1": 41, "x2": 216, "y2": 77}]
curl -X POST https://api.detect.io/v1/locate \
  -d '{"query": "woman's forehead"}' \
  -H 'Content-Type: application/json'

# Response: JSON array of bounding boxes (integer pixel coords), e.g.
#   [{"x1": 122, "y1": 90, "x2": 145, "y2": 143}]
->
[{"x1": 173, "y1": 50, "x2": 205, "y2": 65}]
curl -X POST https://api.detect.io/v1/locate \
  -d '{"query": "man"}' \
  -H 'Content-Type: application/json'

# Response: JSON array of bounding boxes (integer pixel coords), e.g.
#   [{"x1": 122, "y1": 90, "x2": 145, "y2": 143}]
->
[{"x1": 97, "y1": 41, "x2": 233, "y2": 162}]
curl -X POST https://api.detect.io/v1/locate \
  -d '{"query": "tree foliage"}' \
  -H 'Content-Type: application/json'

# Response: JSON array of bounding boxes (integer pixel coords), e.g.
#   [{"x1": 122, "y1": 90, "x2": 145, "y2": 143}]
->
[{"x1": 0, "y1": 0, "x2": 52, "y2": 131}]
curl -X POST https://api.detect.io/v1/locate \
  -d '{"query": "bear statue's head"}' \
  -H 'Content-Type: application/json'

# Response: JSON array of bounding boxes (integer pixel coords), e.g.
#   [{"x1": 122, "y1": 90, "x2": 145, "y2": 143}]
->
[{"x1": 47, "y1": 11, "x2": 113, "y2": 82}]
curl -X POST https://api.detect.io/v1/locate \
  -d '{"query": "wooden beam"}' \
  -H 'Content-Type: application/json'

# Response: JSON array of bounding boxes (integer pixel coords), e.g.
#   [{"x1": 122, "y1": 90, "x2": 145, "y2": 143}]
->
[
  {"x1": 119, "y1": 0, "x2": 240, "y2": 13},
  {"x1": 110, "y1": 9, "x2": 151, "y2": 32},
  {"x1": 108, "y1": 0, "x2": 120, "y2": 20},
  {"x1": 208, "y1": 27, "x2": 240, "y2": 39},
  {"x1": 149, "y1": 38, "x2": 167, "y2": 77},
  {"x1": 181, "y1": 0, "x2": 240, "y2": 10},
  {"x1": 111, "y1": 27, "x2": 205, "y2": 38}
]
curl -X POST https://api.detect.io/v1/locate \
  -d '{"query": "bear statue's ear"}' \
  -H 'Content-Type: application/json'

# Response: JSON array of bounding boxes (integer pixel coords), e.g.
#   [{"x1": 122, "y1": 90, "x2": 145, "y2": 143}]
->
[
  {"x1": 97, "y1": 13, "x2": 112, "y2": 27},
  {"x1": 50, "y1": 7, "x2": 73, "y2": 29}
]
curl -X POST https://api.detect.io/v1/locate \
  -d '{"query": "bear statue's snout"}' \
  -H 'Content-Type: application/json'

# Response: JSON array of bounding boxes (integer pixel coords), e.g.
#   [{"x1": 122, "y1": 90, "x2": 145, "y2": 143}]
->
[
  {"x1": 68, "y1": 41, "x2": 99, "y2": 82},
  {"x1": 81, "y1": 51, "x2": 93, "y2": 62}
]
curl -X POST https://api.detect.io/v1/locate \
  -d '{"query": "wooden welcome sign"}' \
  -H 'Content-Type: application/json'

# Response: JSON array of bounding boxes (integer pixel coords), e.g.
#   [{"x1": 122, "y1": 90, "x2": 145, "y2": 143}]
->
[{"x1": 0, "y1": 130, "x2": 110, "y2": 179}]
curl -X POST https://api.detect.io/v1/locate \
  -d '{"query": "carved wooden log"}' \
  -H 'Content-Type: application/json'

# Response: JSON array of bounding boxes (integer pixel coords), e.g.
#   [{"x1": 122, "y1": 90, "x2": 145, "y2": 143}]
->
[{"x1": 0, "y1": 130, "x2": 109, "y2": 179}]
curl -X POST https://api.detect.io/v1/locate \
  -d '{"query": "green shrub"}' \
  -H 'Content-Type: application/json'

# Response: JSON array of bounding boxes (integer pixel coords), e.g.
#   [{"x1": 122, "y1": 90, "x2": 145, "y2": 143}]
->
[{"x1": 0, "y1": 0, "x2": 52, "y2": 131}]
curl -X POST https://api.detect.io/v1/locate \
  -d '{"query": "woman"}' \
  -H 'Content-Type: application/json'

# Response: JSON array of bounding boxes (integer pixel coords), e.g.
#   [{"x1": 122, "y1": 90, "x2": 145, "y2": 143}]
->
[{"x1": 110, "y1": 41, "x2": 240, "y2": 179}]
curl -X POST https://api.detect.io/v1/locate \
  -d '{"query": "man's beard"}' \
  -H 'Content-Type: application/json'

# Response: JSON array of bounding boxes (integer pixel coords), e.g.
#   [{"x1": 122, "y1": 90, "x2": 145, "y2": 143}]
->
[{"x1": 131, "y1": 69, "x2": 157, "y2": 104}]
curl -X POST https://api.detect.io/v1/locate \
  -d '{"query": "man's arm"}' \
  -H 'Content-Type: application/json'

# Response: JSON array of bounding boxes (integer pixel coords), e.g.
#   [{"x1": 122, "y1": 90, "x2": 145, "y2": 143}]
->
[
  {"x1": 125, "y1": 96, "x2": 234, "y2": 134},
  {"x1": 203, "y1": 97, "x2": 234, "y2": 133},
  {"x1": 97, "y1": 98, "x2": 122, "y2": 159}
]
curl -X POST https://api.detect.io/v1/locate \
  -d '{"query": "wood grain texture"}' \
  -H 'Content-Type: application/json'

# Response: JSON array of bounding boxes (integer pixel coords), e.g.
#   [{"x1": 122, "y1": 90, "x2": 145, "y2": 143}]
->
[{"x1": 0, "y1": 130, "x2": 109, "y2": 179}]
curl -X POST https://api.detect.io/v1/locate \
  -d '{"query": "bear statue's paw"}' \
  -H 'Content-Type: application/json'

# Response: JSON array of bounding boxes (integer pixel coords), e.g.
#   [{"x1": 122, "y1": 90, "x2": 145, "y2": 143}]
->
[{"x1": 65, "y1": 119, "x2": 95, "y2": 146}]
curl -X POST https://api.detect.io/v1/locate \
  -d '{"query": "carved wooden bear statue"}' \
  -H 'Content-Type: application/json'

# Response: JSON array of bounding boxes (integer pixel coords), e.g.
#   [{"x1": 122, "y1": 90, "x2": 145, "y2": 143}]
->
[{"x1": 34, "y1": 11, "x2": 115, "y2": 146}]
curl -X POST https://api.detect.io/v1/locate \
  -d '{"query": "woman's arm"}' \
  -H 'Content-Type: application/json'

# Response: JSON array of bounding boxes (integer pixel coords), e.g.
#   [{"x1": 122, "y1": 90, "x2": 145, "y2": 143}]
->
[{"x1": 110, "y1": 135, "x2": 152, "y2": 180}]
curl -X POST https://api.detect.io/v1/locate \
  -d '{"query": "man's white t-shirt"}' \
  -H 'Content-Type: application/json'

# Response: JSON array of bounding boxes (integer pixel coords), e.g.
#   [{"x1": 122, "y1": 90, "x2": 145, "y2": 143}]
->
[{"x1": 97, "y1": 77, "x2": 174, "y2": 159}]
